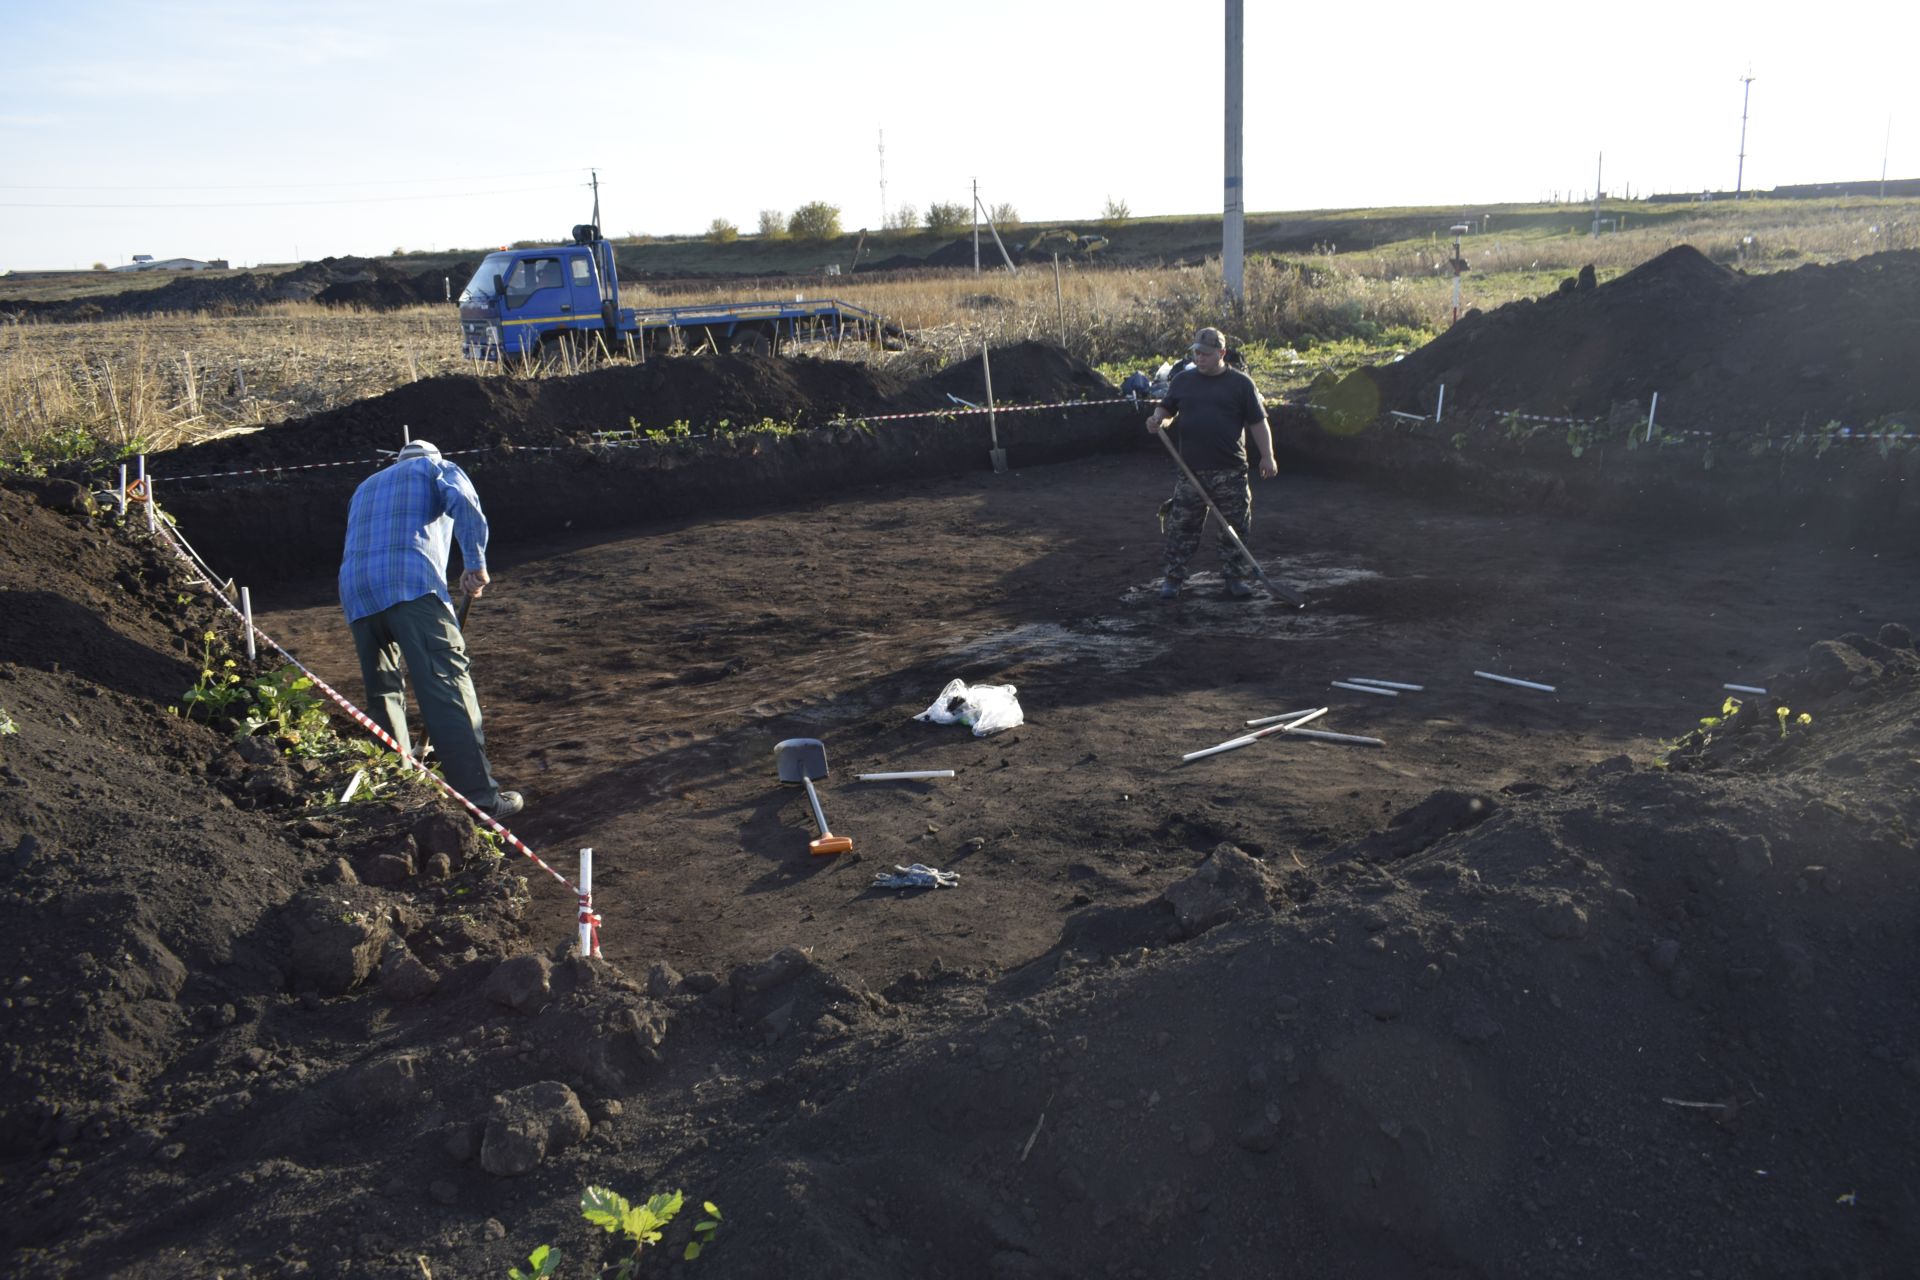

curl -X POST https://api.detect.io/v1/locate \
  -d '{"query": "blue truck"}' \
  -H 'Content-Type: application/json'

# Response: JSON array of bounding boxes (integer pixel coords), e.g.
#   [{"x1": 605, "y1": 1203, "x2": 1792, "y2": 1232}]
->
[{"x1": 457, "y1": 224, "x2": 892, "y2": 362}]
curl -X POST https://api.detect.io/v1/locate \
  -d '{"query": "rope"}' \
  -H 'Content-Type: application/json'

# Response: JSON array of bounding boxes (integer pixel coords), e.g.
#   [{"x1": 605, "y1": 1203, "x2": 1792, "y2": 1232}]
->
[{"x1": 141, "y1": 505, "x2": 597, "y2": 949}]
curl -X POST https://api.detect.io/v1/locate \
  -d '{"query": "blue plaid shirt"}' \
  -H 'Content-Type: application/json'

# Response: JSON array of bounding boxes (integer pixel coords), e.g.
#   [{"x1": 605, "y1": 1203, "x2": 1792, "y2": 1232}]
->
[{"x1": 338, "y1": 456, "x2": 490, "y2": 623}]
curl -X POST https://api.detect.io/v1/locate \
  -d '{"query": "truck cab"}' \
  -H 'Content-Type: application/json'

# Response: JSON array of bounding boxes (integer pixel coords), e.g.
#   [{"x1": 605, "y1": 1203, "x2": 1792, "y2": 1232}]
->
[{"x1": 459, "y1": 227, "x2": 620, "y2": 360}]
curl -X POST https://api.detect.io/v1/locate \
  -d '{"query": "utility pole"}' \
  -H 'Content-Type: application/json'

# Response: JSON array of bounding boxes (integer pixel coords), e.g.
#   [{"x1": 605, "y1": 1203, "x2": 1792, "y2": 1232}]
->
[
  {"x1": 1591, "y1": 153, "x2": 1603, "y2": 236},
  {"x1": 590, "y1": 168, "x2": 600, "y2": 230},
  {"x1": 1223, "y1": 0, "x2": 1245, "y2": 303},
  {"x1": 1735, "y1": 71, "x2": 1756, "y2": 198},
  {"x1": 972, "y1": 177, "x2": 980, "y2": 275},
  {"x1": 878, "y1": 130, "x2": 887, "y2": 227}
]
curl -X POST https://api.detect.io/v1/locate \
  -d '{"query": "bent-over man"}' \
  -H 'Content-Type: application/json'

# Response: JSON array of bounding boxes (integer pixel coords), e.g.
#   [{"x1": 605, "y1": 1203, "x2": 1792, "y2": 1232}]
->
[{"x1": 338, "y1": 440, "x2": 522, "y2": 818}]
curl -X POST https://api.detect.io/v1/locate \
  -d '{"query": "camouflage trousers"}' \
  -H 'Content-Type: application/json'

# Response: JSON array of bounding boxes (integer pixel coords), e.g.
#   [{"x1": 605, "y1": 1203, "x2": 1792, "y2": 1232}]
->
[{"x1": 1159, "y1": 466, "x2": 1255, "y2": 583}]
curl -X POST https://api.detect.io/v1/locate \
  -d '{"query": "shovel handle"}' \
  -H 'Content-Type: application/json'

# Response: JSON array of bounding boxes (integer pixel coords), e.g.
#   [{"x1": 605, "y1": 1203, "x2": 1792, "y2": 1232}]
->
[{"x1": 801, "y1": 776, "x2": 833, "y2": 839}]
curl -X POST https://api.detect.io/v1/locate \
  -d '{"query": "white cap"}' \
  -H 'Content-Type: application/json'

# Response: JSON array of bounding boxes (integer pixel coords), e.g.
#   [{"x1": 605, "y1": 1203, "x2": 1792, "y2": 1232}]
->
[{"x1": 396, "y1": 440, "x2": 442, "y2": 463}]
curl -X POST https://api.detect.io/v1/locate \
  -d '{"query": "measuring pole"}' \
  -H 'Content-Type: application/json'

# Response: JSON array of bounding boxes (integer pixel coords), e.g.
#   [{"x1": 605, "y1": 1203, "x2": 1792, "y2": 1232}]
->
[{"x1": 1735, "y1": 73, "x2": 1755, "y2": 197}]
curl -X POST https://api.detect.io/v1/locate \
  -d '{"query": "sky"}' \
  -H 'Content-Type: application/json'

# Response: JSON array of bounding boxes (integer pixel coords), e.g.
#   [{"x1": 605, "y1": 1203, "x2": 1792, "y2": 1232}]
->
[{"x1": 2, "y1": 0, "x2": 1914, "y2": 271}]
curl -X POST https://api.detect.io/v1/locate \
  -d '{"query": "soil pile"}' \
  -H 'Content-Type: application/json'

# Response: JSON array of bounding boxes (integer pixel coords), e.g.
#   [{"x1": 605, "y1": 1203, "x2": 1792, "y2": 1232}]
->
[
  {"x1": 3, "y1": 464, "x2": 1916, "y2": 1278},
  {"x1": 1328, "y1": 247, "x2": 1920, "y2": 433},
  {"x1": 1, "y1": 258, "x2": 476, "y2": 322}
]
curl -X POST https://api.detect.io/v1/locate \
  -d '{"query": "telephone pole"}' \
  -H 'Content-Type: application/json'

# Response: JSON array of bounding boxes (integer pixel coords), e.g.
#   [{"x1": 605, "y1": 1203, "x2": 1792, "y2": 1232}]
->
[
  {"x1": 1735, "y1": 72, "x2": 1756, "y2": 198},
  {"x1": 1223, "y1": 0, "x2": 1245, "y2": 302}
]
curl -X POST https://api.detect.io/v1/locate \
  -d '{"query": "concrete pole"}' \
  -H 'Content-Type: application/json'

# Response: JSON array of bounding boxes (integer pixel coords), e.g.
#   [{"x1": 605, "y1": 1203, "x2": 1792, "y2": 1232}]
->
[{"x1": 1223, "y1": 0, "x2": 1245, "y2": 302}]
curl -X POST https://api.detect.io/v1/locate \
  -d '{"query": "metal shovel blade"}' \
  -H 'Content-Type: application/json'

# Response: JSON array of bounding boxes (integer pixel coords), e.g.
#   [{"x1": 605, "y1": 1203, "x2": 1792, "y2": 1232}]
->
[
  {"x1": 990, "y1": 447, "x2": 1008, "y2": 474},
  {"x1": 774, "y1": 737, "x2": 829, "y2": 783}
]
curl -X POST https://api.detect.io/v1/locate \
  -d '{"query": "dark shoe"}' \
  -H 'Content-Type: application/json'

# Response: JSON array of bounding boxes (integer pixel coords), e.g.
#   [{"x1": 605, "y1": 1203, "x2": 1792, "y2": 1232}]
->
[
  {"x1": 1159, "y1": 578, "x2": 1182, "y2": 600},
  {"x1": 487, "y1": 790, "x2": 524, "y2": 819},
  {"x1": 1225, "y1": 579, "x2": 1255, "y2": 600}
]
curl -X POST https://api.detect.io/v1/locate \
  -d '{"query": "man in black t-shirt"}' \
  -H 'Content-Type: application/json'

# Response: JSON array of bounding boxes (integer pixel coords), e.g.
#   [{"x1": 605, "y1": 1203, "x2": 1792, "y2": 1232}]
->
[{"x1": 1143, "y1": 326, "x2": 1277, "y2": 600}]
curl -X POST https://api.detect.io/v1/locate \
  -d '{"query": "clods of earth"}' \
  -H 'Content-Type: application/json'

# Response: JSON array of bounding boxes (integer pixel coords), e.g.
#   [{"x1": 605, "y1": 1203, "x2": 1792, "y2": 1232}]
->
[{"x1": 2, "y1": 248, "x2": 1918, "y2": 1279}]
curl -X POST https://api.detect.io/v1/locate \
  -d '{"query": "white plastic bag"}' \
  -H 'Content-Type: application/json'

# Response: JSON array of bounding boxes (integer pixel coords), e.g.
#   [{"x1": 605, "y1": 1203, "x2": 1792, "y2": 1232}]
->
[{"x1": 914, "y1": 678, "x2": 1024, "y2": 737}]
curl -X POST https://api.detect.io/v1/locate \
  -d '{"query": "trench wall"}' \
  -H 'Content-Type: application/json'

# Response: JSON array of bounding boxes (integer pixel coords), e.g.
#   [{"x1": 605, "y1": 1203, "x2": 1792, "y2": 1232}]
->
[{"x1": 158, "y1": 405, "x2": 1140, "y2": 585}]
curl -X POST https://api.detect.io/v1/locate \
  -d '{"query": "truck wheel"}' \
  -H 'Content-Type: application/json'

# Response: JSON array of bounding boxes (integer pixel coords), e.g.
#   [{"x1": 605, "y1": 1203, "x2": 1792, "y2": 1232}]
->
[{"x1": 730, "y1": 330, "x2": 770, "y2": 358}]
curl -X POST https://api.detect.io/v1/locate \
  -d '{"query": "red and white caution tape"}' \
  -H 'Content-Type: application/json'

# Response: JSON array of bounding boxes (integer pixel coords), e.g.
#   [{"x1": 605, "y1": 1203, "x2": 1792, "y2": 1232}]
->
[{"x1": 142, "y1": 505, "x2": 600, "y2": 949}]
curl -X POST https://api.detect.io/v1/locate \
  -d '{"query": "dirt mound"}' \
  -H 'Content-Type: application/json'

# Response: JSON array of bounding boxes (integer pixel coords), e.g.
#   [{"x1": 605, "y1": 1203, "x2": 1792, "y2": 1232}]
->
[
  {"x1": 1331, "y1": 246, "x2": 1920, "y2": 432},
  {"x1": 0, "y1": 257, "x2": 478, "y2": 322}
]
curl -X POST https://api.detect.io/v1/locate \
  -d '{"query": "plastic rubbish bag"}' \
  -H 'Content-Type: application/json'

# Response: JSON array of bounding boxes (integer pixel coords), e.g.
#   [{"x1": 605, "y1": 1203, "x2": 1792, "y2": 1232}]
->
[{"x1": 914, "y1": 678, "x2": 1024, "y2": 737}]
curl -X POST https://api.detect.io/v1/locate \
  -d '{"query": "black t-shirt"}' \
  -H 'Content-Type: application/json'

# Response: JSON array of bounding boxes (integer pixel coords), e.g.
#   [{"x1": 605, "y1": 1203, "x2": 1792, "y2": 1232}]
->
[{"x1": 1163, "y1": 367, "x2": 1265, "y2": 470}]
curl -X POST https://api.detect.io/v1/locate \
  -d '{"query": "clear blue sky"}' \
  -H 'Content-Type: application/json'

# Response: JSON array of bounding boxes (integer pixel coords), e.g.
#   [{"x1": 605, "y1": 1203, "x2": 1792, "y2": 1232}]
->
[{"x1": 3, "y1": 0, "x2": 1913, "y2": 270}]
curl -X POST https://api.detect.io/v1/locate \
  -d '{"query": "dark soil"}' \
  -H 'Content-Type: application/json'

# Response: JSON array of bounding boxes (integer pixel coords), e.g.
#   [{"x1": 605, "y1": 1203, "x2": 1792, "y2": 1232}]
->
[
  {"x1": 1327, "y1": 247, "x2": 1920, "y2": 434},
  {"x1": 4, "y1": 254, "x2": 1919, "y2": 1280},
  {"x1": 0, "y1": 258, "x2": 477, "y2": 322}
]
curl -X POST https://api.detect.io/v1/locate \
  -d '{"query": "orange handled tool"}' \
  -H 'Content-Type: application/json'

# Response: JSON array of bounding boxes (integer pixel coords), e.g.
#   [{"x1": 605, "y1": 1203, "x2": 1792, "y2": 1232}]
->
[{"x1": 774, "y1": 738, "x2": 853, "y2": 856}]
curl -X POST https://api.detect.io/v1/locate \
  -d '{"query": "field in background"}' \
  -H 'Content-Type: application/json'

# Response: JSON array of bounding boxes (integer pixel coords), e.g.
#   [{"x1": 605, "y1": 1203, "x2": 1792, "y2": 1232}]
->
[{"x1": 3, "y1": 196, "x2": 1914, "y2": 470}]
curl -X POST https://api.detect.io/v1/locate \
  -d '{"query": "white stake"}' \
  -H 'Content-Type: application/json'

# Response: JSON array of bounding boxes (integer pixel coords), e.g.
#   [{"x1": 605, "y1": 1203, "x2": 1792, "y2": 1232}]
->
[
  {"x1": 578, "y1": 848, "x2": 595, "y2": 958},
  {"x1": 1348, "y1": 678, "x2": 1424, "y2": 691},
  {"x1": 857, "y1": 770, "x2": 957, "y2": 781},
  {"x1": 117, "y1": 463, "x2": 128, "y2": 516},
  {"x1": 1474, "y1": 670, "x2": 1557, "y2": 693},
  {"x1": 339, "y1": 769, "x2": 367, "y2": 804},
  {"x1": 240, "y1": 587, "x2": 256, "y2": 661},
  {"x1": 1183, "y1": 708, "x2": 1326, "y2": 763},
  {"x1": 1246, "y1": 706, "x2": 1322, "y2": 727},
  {"x1": 1435, "y1": 384, "x2": 1446, "y2": 424},
  {"x1": 1723, "y1": 683, "x2": 1768, "y2": 695},
  {"x1": 1332, "y1": 681, "x2": 1398, "y2": 696},
  {"x1": 1278, "y1": 726, "x2": 1385, "y2": 747},
  {"x1": 1646, "y1": 392, "x2": 1659, "y2": 443}
]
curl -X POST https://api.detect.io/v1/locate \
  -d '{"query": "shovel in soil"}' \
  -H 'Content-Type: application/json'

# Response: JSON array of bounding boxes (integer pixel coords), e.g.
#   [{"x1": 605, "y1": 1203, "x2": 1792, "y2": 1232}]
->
[
  {"x1": 1154, "y1": 427, "x2": 1306, "y2": 608},
  {"x1": 774, "y1": 738, "x2": 853, "y2": 856},
  {"x1": 982, "y1": 342, "x2": 1008, "y2": 474}
]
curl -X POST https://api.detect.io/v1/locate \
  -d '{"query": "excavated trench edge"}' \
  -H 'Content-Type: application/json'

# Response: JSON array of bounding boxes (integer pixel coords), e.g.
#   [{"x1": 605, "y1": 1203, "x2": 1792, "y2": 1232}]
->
[{"x1": 154, "y1": 402, "x2": 1919, "y2": 588}]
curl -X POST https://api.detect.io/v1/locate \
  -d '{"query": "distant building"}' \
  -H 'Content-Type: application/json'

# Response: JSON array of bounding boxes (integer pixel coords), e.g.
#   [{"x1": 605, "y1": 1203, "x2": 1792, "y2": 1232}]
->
[{"x1": 109, "y1": 256, "x2": 227, "y2": 272}]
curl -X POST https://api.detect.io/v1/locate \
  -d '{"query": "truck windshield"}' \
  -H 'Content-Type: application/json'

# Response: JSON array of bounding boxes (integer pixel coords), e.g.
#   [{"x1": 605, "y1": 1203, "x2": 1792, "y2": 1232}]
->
[{"x1": 459, "y1": 253, "x2": 517, "y2": 305}]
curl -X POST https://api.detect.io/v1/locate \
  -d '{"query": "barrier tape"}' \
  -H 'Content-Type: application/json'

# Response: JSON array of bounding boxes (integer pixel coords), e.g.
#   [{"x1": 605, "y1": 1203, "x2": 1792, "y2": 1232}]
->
[
  {"x1": 145, "y1": 395, "x2": 1142, "y2": 488},
  {"x1": 143, "y1": 507, "x2": 601, "y2": 957}
]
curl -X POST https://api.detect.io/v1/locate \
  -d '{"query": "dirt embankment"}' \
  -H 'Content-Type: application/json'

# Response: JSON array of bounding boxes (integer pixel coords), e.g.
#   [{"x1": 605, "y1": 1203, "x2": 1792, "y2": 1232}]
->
[
  {"x1": 148, "y1": 342, "x2": 1132, "y2": 584},
  {"x1": 0, "y1": 257, "x2": 476, "y2": 321}
]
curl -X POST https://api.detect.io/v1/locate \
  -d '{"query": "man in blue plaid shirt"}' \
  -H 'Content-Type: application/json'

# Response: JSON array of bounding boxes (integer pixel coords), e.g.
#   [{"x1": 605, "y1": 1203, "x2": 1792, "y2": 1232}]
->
[{"x1": 339, "y1": 440, "x2": 522, "y2": 818}]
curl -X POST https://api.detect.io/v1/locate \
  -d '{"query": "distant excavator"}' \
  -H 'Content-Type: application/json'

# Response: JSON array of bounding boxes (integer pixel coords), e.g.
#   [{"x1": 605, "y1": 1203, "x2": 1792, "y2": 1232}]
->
[{"x1": 1015, "y1": 228, "x2": 1110, "y2": 262}]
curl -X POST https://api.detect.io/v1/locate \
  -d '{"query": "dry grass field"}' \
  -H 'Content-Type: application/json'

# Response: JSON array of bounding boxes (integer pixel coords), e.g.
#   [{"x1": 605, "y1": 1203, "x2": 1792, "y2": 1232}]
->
[{"x1": 3, "y1": 197, "x2": 1913, "y2": 470}]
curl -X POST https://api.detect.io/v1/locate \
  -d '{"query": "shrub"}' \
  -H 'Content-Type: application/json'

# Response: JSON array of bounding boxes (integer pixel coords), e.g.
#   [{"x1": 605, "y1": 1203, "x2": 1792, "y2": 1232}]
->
[
  {"x1": 787, "y1": 201, "x2": 842, "y2": 241},
  {"x1": 1101, "y1": 196, "x2": 1131, "y2": 226},
  {"x1": 757, "y1": 209, "x2": 787, "y2": 239},
  {"x1": 988, "y1": 202, "x2": 1020, "y2": 229},
  {"x1": 707, "y1": 218, "x2": 739, "y2": 244},
  {"x1": 884, "y1": 204, "x2": 919, "y2": 232},
  {"x1": 91, "y1": 262, "x2": 107, "y2": 272},
  {"x1": 925, "y1": 201, "x2": 969, "y2": 234}
]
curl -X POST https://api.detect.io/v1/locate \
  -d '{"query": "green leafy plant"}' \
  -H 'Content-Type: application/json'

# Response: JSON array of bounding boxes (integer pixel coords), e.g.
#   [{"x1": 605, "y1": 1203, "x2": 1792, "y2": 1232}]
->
[
  {"x1": 507, "y1": 1243, "x2": 559, "y2": 1280},
  {"x1": 0, "y1": 707, "x2": 17, "y2": 736},
  {"x1": 1776, "y1": 706, "x2": 1813, "y2": 739},
  {"x1": 581, "y1": 1185, "x2": 722, "y2": 1274}
]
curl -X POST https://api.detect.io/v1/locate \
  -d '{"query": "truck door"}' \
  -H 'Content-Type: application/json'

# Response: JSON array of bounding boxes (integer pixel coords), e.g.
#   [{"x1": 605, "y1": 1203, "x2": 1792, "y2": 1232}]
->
[
  {"x1": 502, "y1": 254, "x2": 568, "y2": 318},
  {"x1": 566, "y1": 254, "x2": 603, "y2": 329}
]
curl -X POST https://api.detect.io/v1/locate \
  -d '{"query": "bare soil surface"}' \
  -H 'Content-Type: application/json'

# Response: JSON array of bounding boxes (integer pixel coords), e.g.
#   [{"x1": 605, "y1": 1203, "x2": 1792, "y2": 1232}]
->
[{"x1": 3, "y1": 250, "x2": 1919, "y2": 1280}]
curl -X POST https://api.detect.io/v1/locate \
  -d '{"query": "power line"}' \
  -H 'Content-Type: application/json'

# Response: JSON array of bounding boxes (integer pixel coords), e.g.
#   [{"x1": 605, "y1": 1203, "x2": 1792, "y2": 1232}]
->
[{"x1": 0, "y1": 183, "x2": 585, "y2": 210}]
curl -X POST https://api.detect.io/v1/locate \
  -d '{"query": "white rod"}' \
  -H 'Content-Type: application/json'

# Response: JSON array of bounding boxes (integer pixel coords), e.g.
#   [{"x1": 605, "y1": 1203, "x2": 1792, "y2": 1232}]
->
[
  {"x1": 1348, "y1": 678, "x2": 1424, "y2": 691},
  {"x1": 1474, "y1": 670, "x2": 1557, "y2": 693},
  {"x1": 1435, "y1": 384, "x2": 1446, "y2": 423},
  {"x1": 117, "y1": 463, "x2": 127, "y2": 516},
  {"x1": 403, "y1": 423, "x2": 411, "y2": 445},
  {"x1": 1723, "y1": 682, "x2": 1768, "y2": 695},
  {"x1": 1247, "y1": 706, "x2": 1322, "y2": 727},
  {"x1": 857, "y1": 770, "x2": 956, "y2": 781},
  {"x1": 1388, "y1": 410, "x2": 1428, "y2": 422},
  {"x1": 240, "y1": 587, "x2": 256, "y2": 661},
  {"x1": 1646, "y1": 392, "x2": 1659, "y2": 442},
  {"x1": 1279, "y1": 726, "x2": 1386, "y2": 747},
  {"x1": 578, "y1": 848, "x2": 594, "y2": 958},
  {"x1": 1184, "y1": 708, "x2": 1325, "y2": 762},
  {"x1": 145, "y1": 473, "x2": 155, "y2": 533},
  {"x1": 339, "y1": 768, "x2": 367, "y2": 804},
  {"x1": 1332, "y1": 680, "x2": 1398, "y2": 696}
]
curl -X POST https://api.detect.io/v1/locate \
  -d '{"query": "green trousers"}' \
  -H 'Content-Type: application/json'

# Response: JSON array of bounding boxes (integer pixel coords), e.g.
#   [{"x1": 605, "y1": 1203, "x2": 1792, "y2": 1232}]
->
[{"x1": 349, "y1": 593, "x2": 501, "y2": 808}]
